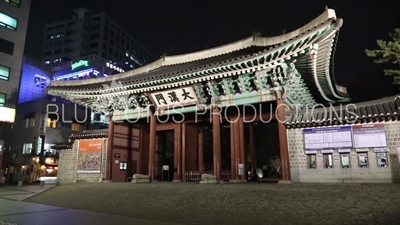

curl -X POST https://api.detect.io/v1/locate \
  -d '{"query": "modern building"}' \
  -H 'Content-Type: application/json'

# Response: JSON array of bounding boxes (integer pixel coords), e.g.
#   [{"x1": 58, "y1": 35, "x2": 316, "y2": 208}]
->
[
  {"x1": 0, "y1": 0, "x2": 31, "y2": 174},
  {"x1": 6, "y1": 55, "x2": 114, "y2": 183},
  {"x1": 42, "y1": 8, "x2": 155, "y2": 73},
  {"x1": 8, "y1": 98, "x2": 89, "y2": 183},
  {"x1": 47, "y1": 9, "x2": 400, "y2": 184}
]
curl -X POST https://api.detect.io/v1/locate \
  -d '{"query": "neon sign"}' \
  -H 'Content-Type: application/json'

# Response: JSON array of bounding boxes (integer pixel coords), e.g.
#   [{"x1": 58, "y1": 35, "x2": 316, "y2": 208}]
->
[{"x1": 71, "y1": 60, "x2": 89, "y2": 70}]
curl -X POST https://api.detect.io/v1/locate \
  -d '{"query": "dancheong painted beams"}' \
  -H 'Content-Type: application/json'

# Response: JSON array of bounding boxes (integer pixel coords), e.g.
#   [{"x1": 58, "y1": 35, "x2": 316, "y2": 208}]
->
[{"x1": 46, "y1": 8, "x2": 349, "y2": 119}]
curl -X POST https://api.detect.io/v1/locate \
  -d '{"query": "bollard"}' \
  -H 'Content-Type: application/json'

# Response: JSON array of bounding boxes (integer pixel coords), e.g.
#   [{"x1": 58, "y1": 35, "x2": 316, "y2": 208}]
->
[
  {"x1": 18, "y1": 181, "x2": 23, "y2": 187},
  {"x1": 40, "y1": 181, "x2": 45, "y2": 187}
]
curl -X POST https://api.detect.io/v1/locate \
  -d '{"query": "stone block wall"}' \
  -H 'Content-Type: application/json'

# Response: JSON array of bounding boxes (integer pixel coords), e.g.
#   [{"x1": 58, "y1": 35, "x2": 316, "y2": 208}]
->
[
  {"x1": 57, "y1": 138, "x2": 108, "y2": 184},
  {"x1": 288, "y1": 121, "x2": 400, "y2": 183}
]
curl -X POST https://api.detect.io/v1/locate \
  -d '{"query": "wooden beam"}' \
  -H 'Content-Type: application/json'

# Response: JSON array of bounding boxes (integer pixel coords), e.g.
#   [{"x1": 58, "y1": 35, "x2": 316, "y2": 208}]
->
[
  {"x1": 148, "y1": 116, "x2": 157, "y2": 181},
  {"x1": 230, "y1": 120, "x2": 236, "y2": 181},
  {"x1": 212, "y1": 106, "x2": 221, "y2": 180},
  {"x1": 277, "y1": 98, "x2": 291, "y2": 181},
  {"x1": 249, "y1": 123, "x2": 256, "y2": 180},
  {"x1": 173, "y1": 123, "x2": 182, "y2": 181},
  {"x1": 238, "y1": 116, "x2": 246, "y2": 181},
  {"x1": 106, "y1": 120, "x2": 115, "y2": 180},
  {"x1": 182, "y1": 123, "x2": 186, "y2": 181}
]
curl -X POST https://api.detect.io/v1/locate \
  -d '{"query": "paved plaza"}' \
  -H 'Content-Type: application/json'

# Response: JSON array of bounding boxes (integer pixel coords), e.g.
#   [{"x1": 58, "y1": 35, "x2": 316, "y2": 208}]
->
[{"x1": 2, "y1": 182, "x2": 395, "y2": 225}]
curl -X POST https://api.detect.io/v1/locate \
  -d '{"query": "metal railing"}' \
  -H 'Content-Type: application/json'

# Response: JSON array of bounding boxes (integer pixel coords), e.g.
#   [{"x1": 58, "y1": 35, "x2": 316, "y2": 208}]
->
[{"x1": 184, "y1": 170, "x2": 231, "y2": 182}]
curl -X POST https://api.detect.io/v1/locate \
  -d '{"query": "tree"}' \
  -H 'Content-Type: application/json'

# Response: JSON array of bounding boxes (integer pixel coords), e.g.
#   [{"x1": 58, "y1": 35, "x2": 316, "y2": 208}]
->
[{"x1": 365, "y1": 28, "x2": 400, "y2": 85}]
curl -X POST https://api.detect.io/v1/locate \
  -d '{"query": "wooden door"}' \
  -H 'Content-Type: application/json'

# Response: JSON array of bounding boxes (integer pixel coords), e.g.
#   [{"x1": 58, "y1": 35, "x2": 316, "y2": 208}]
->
[{"x1": 183, "y1": 124, "x2": 198, "y2": 180}]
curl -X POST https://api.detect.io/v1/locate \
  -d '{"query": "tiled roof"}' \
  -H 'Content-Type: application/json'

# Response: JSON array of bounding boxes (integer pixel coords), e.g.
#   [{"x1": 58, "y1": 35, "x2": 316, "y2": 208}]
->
[
  {"x1": 285, "y1": 95, "x2": 400, "y2": 128},
  {"x1": 70, "y1": 129, "x2": 109, "y2": 140},
  {"x1": 47, "y1": 9, "x2": 340, "y2": 93}
]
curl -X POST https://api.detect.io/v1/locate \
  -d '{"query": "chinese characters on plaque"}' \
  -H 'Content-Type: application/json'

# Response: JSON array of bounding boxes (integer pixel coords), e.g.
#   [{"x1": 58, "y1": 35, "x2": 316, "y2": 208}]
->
[{"x1": 150, "y1": 87, "x2": 199, "y2": 109}]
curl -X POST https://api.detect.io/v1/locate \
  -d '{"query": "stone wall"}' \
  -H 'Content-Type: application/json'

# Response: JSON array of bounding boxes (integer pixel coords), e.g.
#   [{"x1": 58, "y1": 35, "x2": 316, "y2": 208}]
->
[
  {"x1": 57, "y1": 139, "x2": 108, "y2": 184},
  {"x1": 288, "y1": 121, "x2": 400, "y2": 183}
]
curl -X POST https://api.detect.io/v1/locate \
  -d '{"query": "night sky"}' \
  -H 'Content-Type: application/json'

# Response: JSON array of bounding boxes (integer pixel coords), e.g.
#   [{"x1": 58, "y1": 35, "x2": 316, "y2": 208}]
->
[{"x1": 24, "y1": 0, "x2": 400, "y2": 102}]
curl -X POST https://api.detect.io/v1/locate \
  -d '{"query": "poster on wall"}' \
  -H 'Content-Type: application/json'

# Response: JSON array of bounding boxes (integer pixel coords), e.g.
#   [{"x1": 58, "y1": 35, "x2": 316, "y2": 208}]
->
[
  {"x1": 77, "y1": 139, "x2": 103, "y2": 174},
  {"x1": 352, "y1": 124, "x2": 387, "y2": 148},
  {"x1": 303, "y1": 126, "x2": 353, "y2": 150}
]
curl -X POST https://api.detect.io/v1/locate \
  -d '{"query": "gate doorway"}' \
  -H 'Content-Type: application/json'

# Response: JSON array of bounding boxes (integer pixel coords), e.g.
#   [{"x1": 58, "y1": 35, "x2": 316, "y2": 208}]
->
[
  {"x1": 155, "y1": 130, "x2": 174, "y2": 181},
  {"x1": 246, "y1": 121, "x2": 281, "y2": 181}
]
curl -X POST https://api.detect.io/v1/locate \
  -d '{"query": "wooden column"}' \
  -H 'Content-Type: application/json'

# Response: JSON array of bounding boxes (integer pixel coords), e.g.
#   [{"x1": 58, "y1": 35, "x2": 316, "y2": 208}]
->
[
  {"x1": 234, "y1": 118, "x2": 240, "y2": 181},
  {"x1": 181, "y1": 123, "x2": 186, "y2": 181},
  {"x1": 212, "y1": 107, "x2": 221, "y2": 180},
  {"x1": 277, "y1": 98, "x2": 291, "y2": 181},
  {"x1": 230, "y1": 121, "x2": 236, "y2": 181},
  {"x1": 198, "y1": 128, "x2": 204, "y2": 173},
  {"x1": 106, "y1": 120, "x2": 115, "y2": 180},
  {"x1": 138, "y1": 128, "x2": 143, "y2": 174},
  {"x1": 238, "y1": 116, "x2": 246, "y2": 181},
  {"x1": 173, "y1": 123, "x2": 182, "y2": 181},
  {"x1": 249, "y1": 123, "x2": 256, "y2": 180},
  {"x1": 148, "y1": 115, "x2": 157, "y2": 181}
]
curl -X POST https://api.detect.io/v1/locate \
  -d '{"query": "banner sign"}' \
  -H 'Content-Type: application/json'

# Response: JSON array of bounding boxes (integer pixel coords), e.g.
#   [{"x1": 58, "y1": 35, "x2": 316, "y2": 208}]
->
[{"x1": 77, "y1": 139, "x2": 103, "y2": 173}]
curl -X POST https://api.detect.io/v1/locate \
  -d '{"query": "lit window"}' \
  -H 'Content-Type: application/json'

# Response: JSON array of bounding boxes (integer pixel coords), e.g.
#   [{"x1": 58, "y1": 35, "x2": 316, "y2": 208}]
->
[
  {"x1": 26, "y1": 117, "x2": 35, "y2": 127},
  {"x1": 323, "y1": 154, "x2": 333, "y2": 168},
  {"x1": 120, "y1": 162, "x2": 127, "y2": 170},
  {"x1": 71, "y1": 122, "x2": 82, "y2": 132},
  {"x1": 0, "y1": 12, "x2": 18, "y2": 31},
  {"x1": 0, "y1": 92, "x2": 6, "y2": 106},
  {"x1": 0, "y1": 65, "x2": 10, "y2": 80},
  {"x1": 340, "y1": 153, "x2": 350, "y2": 168},
  {"x1": 22, "y1": 143, "x2": 32, "y2": 154},
  {"x1": 376, "y1": 153, "x2": 388, "y2": 167},
  {"x1": 3, "y1": 0, "x2": 21, "y2": 8},
  {"x1": 358, "y1": 152, "x2": 368, "y2": 168},
  {"x1": 46, "y1": 118, "x2": 57, "y2": 128},
  {"x1": 307, "y1": 154, "x2": 316, "y2": 169}
]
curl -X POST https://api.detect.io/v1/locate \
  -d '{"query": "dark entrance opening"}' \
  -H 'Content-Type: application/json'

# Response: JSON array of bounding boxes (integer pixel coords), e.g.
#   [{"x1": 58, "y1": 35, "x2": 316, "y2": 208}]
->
[
  {"x1": 246, "y1": 120, "x2": 281, "y2": 180},
  {"x1": 155, "y1": 130, "x2": 174, "y2": 181}
]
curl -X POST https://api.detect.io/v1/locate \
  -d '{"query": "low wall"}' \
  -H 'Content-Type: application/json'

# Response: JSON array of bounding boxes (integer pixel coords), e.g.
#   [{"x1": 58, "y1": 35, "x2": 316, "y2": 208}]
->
[
  {"x1": 288, "y1": 121, "x2": 400, "y2": 183},
  {"x1": 57, "y1": 139, "x2": 108, "y2": 184}
]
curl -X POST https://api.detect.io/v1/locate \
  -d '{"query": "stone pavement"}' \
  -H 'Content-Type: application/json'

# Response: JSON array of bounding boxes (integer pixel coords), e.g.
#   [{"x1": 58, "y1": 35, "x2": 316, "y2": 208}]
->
[
  {"x1": 21, "y1": 182, "x2": 400, "y2": 225},
  {"x1": 0, "y1": 184, "x2": 182, "y2": 225}
]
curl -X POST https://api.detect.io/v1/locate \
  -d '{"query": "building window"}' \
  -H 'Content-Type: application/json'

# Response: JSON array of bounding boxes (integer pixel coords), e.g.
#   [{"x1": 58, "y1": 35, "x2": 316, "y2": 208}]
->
[
  {"x1": 0, "y1": 37, "x2": 14, "y2": 55},
  {"x1": 26, "y1": 117, "x2": 35, "y2": 128},
  {"x1": 46, "y1": 118, "x2": 57, "y2": 128},
  {"x1": 323, "y1": 154, "x2": 333, "y2": 168},
  {"x1": 22, "y1": 143, "x2": 32, "y2": 154},
  {"x1": 119, "y1": 162, "x2": 127, "y2": 170},
  {"x1": 71, "y1": 122, "x2": 82, "y2": 132},
  {"x1": 307, "y1": 154, "x2": 316, "y2": 169},
  {"x1": 376, "y1": 153, "x2": 388, "y2": 167},
  {"x1": 0, "y1": 12, "x2": 18, "y2": 31},
  {"x1": 0, "y1": 92, "x2": 6, "y2": 106},
  {"x1": 340, "y1": 153, "x2": 350, "y2": 168},
  {"x1": 358, "y1": 152, "x2": 368, "y2": 168},
  {"x1": 3, "y1": 0, "x2": 21, "y2": 7},
  {"x1": 0, "y1": 65, "x2": 10, "y2": 80}
]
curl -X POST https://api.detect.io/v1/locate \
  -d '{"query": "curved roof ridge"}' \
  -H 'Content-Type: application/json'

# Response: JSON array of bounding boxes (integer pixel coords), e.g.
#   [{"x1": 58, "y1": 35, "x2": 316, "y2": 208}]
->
[
  {"x1": 287, "y1": 94, "x2": 400, "y2": 115},
  {"x1": 50, "y1": 8, "x2": 337, "y2": 87}
]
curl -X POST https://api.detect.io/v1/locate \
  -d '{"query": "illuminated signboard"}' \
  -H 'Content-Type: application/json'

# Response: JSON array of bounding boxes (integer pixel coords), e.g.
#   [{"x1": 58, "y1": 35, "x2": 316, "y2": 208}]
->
[
  {"x1": 353, "y1": 124, "x2": 387, "y2": 148},
  {"x1": 71, "y1": 60, "x2": 89, "y2": 70},
  {"x1": 303, "y1": 126, "x2": 353, "y2": 150},
  {"x1": 0, "y1": 107, "x2": 16, "y2": 123},
  {"x1": 149, "y1": 87, "x2": 199, "y2": 109}
]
